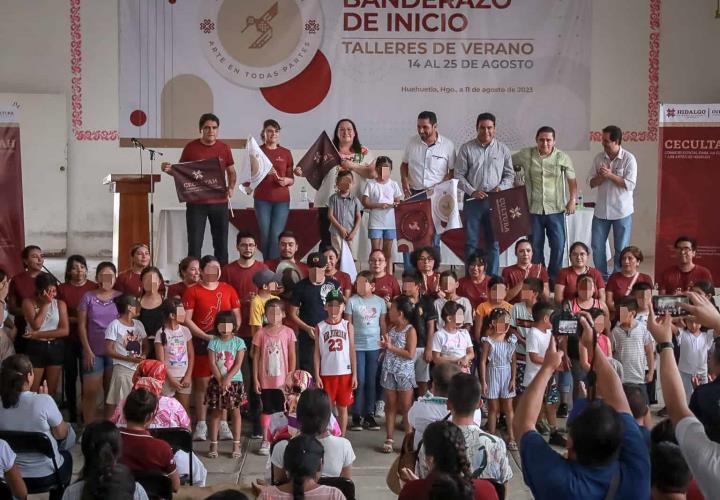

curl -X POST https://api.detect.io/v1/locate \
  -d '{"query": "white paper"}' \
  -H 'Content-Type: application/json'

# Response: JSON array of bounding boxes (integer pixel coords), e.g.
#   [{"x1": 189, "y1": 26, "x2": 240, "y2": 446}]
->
[{"x1": 238, "y1": 136, "x2": 273, "y2": 193}]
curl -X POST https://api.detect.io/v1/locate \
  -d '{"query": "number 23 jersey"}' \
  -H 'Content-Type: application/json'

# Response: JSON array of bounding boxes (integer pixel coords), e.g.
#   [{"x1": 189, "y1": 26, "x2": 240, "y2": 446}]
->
[{"x1": 316, "y1": 319, "x2": 352, "y2": 376}]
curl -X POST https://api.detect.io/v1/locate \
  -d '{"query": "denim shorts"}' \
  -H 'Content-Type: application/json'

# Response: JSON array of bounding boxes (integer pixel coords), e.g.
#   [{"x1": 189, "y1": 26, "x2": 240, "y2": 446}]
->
[
  {"x1": 368, "y1": 228, "x2": 397, "y2": 240},
  {"x1": 82, "y1": 354, "x2": 113, "y2": 376}
]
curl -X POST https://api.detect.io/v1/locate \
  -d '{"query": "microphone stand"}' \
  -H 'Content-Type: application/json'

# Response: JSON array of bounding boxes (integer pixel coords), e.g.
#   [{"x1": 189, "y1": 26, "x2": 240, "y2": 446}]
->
[{"x1": 130, "y1": 139, "x2": 163, "y2": 264}]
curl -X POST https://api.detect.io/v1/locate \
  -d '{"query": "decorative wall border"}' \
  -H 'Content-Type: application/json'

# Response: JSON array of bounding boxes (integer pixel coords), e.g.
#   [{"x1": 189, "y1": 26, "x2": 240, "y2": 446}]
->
[{"x1": 69, "y1": 0, "x2": 661, "y2": 144}]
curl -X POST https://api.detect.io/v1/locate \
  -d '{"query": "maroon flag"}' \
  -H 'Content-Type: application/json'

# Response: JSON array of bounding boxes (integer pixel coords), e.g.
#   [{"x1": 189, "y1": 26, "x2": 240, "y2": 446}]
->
[
  {"x1": 172, "y1": 158, "x2": 227, "y2": 203},
  {"x1": 296, "y1": 131, "x2": 342, "y2": 190},
  {"x1": 395, "y1": 199, "x2": 433, "y2": 253},
  {"x1": 488, "y1": 186, "x2": 531, "y2": 252},
  {"x1": 0, "y1": 108, "x2": 25, "y2": 276}
]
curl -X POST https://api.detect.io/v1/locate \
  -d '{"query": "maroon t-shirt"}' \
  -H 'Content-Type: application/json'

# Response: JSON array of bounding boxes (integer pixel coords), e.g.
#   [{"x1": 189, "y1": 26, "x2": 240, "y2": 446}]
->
[
  {"x1": 221, "y1": 260, "x2": 268, "y2": 338},
  {"x1": 373, "y1": 274, "x2": 400, "y2": 301},
  {"x1": 606, "y1": 272, "x2": 653, "y2": 299},
  {"x1": 457, "y1": 275, "x2": 491, "y2": 311},
  {"x1": 265, "y1": 259, "x2": 309, "y2": 279},
  {"x1": 9, "y1": 270, "x2": 38, "y2": 305},
  {"x1": 502, "y1": 264, "x2": 549, "y2": 303},
  {"x1": 179, "y1": 139, "x2": 234, "y2": 205},
  {"x1": 399, "y1": 478, "x2": 499, "y2": 500},
  {"x1": 329, "y1": 270, "x2": 352, "y2": 296},
  {"x1": 659, "y1": 265, "x2": 714, "y2": 294},
  {"x1": 58, "y1": 280, "x2": 97, "y2": 340},
  {"x1": 254, "y1": 145, "x2": 294, "y2": 203},
  {"x1": 556, "y1": 266, "x2": 606, "y2": 301},
  {"x1": 166, "y1": 281, "x2": 190, "y2": 300},
  {"x1": 114, "y1": 270, "x2": 165, "y2": 298},
  {"x1": 119, "y1": 428, "x2": 176, "y2": 476}
]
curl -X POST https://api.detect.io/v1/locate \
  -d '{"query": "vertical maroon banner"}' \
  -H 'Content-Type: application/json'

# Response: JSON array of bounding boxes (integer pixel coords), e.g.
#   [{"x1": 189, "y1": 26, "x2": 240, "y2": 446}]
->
[
  {"x1": 0, "y1": 111, "x2": 25, "y2": 277},
  {"x1": 656, "y1": 105, "x2": 720, "y2": 280}
]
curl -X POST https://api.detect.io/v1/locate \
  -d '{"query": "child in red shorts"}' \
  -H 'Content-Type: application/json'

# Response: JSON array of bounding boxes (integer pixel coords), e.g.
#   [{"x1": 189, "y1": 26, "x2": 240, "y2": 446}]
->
[{"x1": 314, "y1": 289, "x2": 357, "y2": 436}]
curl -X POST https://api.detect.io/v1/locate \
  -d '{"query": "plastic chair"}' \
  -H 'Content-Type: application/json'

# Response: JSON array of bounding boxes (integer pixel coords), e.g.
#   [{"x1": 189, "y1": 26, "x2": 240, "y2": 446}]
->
[
  {"x1": 0, "y1": 430, "x2": 67, "y2": 498},
  {"x1": 134, "y1": 470, "x2": 173, "y2": 500},
  {"x1": 318, "y1": 476, "x2": 356, "y2": 500},
  {"x1": 149, "y1": 427, "x2": 193, "y2": 485}
]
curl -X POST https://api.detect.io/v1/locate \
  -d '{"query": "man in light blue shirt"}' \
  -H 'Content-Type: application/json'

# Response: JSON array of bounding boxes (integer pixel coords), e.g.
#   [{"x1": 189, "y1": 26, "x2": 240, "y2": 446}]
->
[{"x1": 454, "y1": 112, "x2": 514, "y2": 275}]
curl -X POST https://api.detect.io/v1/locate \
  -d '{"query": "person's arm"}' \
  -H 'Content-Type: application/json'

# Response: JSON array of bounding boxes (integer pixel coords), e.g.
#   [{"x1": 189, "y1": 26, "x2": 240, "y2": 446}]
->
[
  {"x1": 423, "y1": 317, "x2": 436, "y2": 363},
  {"x1": 454, "y1": 145, "x2": 474, "y2": 196},
  {"x1": 169, "y1": 468, "x2": 180, "y2": 493},
  {"x1": 606, "y1": 290, "x2": 616, "y2": 316},
  {"x1": 4, "y1": 463, "x2": 27, "y2": 500},
  {"x1": 183, "y1": 308, "x2": 213, "y2": 342},
  {"x1": 349, "y1": 208, "x2": 362, "y2": 240},
  {"x1": 679, "y1": 291, "x2": 720, "y2": 332},
  {"x1": 183, "y1": 338, "x2": 194, "y2": 387},
  {"x1": 22, "y1": 297, "x2": 47, "y2": 331},
  {"x1": 288, "y1": 305, "x2": 315, "y2": 339},
  {"x1": 479, "y1": 340, "x2": 490, "y2": 396},
  {"x1": 400, "y1": 161, "x2": 411, "y2": 197},
  {"x1": 644, "y1": 339, "x2": 655, "y2": 383},
  {"x1": 498, "y1": 147, "x2": 515, "y2": 190},
  {"x1": 140, "y1": 335, "x2": 150, "y2": 359},
  {"x1": 232, "y1": 307, "x2": 242, "y2": 333},
  {"x1": 514, "y1": 339, "x2": 563, "y2": 438},
  {"x1": 362, "y1": 194, "x2": 388, "y2": 210},
  {"x1": 349, "y1": 322, "x2": 358, "y2": 389},
  {"x1": 566, "y1": 178, "x2": 578, "y2": 214},
  {"x1": 252, "y1": 340, "x2": 262, "y2": 393},
  {"x1": 224, "y1": 344, "x2": 245, "y2": 386},
  {"x1": 154, "y1": 337, "x2": 165, "y2": 362},
  {"x1": 553, "y1": 284, "x2": 565, "y2": 304},
  {"x1": 382, "y1": 326, "x2": 417, "y2": 359},
  {"x1": 379, "y1": 313, "x2": 387, "y2": 342},
  {"x1": 328, "y1": 205, "x2": 347, "y2": 235},
  {"x1": 28, "y1": 300, "x2": 70, "y2": 340},
  {"x1": 288, "y1": 337, "x2": 296, "y2": 373},
  {"x1": 588, "y1": 159, "x2": 606, "y2": 188},
  {"x1": 340, "y1": 464, "x2": 352, "y2": 479},
  {"x1": 208, "y1": 346, "x2": 223, "y2": 384},
  {"x1": 314, "y1": 329, "x2": 323, "y2": 388},
  {"x1": 510, "y1": 350, "x2": 517, "y2": 393},
  {"x1": 225, "y1": 164, "x2": 237, "y2": 197}
]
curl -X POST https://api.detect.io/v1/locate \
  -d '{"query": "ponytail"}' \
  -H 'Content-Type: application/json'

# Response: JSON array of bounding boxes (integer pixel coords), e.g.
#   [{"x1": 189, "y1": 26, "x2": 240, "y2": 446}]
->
[
  {"x1": 292, "y1": 475, "x2": 305, "y2": 500},
  {"x1": 0, "y1": 355, "x2": 32, "y2": 408},
  {"x1": 79, "y1": 421, "x2": 135, "y2": 500},
  {"x1": 423, "y1": 421, "x2": 475, "y2": 500},
  {"x1": 282, "y1": 434, "x2": 324, "y2": 500},
  {"x1": 428, "y1": 472, "x2": 474, "y2": 500}
]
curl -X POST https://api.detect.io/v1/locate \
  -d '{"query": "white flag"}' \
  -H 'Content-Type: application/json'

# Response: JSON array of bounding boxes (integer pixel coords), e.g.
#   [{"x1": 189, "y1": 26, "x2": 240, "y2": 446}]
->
[
  {"x1": 238, "y1": 136, "x2": 273, "y2": 192},
  {"x1": 339, "y1": 241, "x2": 357, "y2": 282},
  {"x1": 430, "y1": 179, "x2": 461, "y2": 233}
]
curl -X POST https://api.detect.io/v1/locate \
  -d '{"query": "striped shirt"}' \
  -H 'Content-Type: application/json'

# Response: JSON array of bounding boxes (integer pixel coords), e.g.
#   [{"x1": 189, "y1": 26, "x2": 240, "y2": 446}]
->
[{"x1": 611, "y1": 322, "x2": 653, "y2": 384}]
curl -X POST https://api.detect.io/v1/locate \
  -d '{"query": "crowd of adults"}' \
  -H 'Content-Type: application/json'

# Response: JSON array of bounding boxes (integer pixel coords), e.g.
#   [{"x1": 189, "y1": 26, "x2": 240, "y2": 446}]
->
[{"x1": 0, "y1": 110, "x2": 717, "y2": 500}]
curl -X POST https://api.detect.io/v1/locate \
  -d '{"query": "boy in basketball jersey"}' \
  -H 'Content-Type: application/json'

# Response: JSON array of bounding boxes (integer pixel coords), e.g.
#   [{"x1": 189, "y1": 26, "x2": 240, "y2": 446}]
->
[{"x1": 314, "y1": 289, "x2": 358, "y2": 436}]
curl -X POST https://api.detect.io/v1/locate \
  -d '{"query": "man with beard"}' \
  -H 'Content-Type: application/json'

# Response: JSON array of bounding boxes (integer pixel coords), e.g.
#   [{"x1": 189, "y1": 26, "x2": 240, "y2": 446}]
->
[
  {"x1": 264, "y1": 231, "x2": 309, "y2": 281},
  {"x1": 399, "y1": 111, "x2": 456, "y2": 269},
  {"x1": 222, "y1": 231, "x2": 268, "y2": 438}
]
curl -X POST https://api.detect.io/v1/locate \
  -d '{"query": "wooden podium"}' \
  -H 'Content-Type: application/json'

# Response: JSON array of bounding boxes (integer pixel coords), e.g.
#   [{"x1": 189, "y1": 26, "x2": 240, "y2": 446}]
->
[{"x1": 103, "y1": 174, "x2": 161, "y2": 271}]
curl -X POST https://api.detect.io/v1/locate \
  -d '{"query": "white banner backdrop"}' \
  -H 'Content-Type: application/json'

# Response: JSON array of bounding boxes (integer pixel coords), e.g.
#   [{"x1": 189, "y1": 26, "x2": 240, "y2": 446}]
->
[{"x1": 119, "y1": 0, "x2": 592, "y2": 150}]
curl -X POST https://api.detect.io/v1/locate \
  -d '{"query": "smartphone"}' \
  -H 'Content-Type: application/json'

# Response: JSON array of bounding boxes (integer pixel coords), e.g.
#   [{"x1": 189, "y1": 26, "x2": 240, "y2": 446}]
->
[{"x1": 652, "y1": 295, "x2": 690, "y2": 317}]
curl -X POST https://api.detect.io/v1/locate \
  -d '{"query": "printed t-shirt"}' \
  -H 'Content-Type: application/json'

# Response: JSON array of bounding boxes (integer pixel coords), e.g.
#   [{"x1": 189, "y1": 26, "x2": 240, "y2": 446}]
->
[
  {"x1": 410, "y1": 295, "x2": 438, "y2": 347},
  {"x1": 208, "y1": 336, "x2": 247, "y2": 381},
  {"x1": 58, "y1": 280, "x2": 97, "y2": 339},
  {"x1": 179, "y1": 138, "x2": 234, "y2": 205},
  {"x1": 78, "y1": 290, "x2": 122, "y2": 355},
  {"x1": 345, "y1": 294, "x2": 386, "y2": 351},
  {"x1": 222, "y1": 260, "x2": 268, "y2": 338},
  {"x1": 154, "y1": 324, "x2": 193, "y2": 378},
  {"x1": 431, "y1": 328, "x2": 473, "y2": 359},
  {"x1": 556, "y1": 266, "x2": 605, "y2": 301},
  {"x1": 316, "y1": 319, "x2": 352, "y2": 376},
  {"x1": 105, "y1": 319, "x2": 147, "y2": 369},
  {"x1": 254, "y1": 144, "x2": 294, "y2": 202},
  {"x1": 328, "y1": 270, "x2": 352, "y2": 296},
  {"x1": 183, "y1": 283, "x2": 240, "y2": 355},
  {"x1": 252, "y1": 326, "x2": 297, "y2": 389}
]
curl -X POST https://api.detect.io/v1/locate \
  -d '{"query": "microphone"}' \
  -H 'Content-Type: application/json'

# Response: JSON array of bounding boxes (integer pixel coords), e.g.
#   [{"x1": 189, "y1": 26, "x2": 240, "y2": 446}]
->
[{"x1": 130, "y1": 138, "x2": 145, "y2": 150}]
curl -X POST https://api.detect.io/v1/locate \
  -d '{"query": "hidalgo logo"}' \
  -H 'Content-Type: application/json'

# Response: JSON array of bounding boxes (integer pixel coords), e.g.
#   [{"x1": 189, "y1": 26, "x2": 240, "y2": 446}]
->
[{"x1": 665, "y1": 108, "x2": 676, "y2": 118}]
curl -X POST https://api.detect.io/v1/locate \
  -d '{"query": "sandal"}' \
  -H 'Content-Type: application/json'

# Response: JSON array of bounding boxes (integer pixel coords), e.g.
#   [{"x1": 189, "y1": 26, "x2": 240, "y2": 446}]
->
[
  {"x1": 232, "y1": 440, "x2": 242, "y2": 459},
  {"x1": 207, "y1": 441, "x2": 218, "y2": 459},
  {"x1": 382, "y1": 438, "x2": 394, "y2": 453},
  {"x1": 507, "y1": 441, "x2": 518, "y2": 451}
]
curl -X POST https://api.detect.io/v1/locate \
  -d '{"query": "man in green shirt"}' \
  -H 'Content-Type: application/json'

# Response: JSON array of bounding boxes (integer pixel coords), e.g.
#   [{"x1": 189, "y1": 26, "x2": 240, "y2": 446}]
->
[{"x1": 512, "y1": 126, "x2": 577, "y2": 283}]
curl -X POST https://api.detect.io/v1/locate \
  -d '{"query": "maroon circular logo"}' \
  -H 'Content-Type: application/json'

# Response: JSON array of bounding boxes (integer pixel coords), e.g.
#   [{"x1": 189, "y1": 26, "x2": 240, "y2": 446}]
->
[{"x1": 400, "y1": 208, "x2": 430, "y2": 242}]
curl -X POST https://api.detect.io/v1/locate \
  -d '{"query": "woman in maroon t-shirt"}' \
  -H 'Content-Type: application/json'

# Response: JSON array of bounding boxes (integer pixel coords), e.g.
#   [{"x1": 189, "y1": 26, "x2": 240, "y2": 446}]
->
[
  {"x1": 8, "y1": 245, "x2": 45, "y2": 335},
  {"x1": 114, "y1": 244, "x2": 151, "y2": 298},
  {"x1": 457, "y1": 253, "x2": 492, "y2": 312},
  {"x1": 411, "y1": 246, "x2": 440, "y2": 299},
  {"x1": 554, "y1": 242, "x2": 606, "y2": 304},
  {"x1": 57, "y1": 255, "x2": 97, "y2": 422},
  {"x1": 605, "y1": 245, "x2": 653, "y2": 316},
  {"x1": 323, "y1": 246, "x2": 352, "y2": 298},
  {"x1": 166, "y1": 256, "x2": 200, "y2": 300},
  {"x1": 254, "y1": 119, "x2": 295, "y2": 261}
]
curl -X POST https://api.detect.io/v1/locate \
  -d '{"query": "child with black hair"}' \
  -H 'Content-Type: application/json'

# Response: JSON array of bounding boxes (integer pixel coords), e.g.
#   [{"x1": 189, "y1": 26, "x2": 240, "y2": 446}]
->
[
  {"x1": 259, "y1": 434, "x2": 344, "y2": 499},
  {"x1": 651, "y1": 442, "x2": 693, "y2": 500},
  {"x1": 154, "y1": 298, "x2": 194, "y2": 410},
  {"x1": 480, "y1": 307, "x2": 517, "y2": 449},
  {"x1": 206, "y1": 310, "x2": 247, "y2": 459},
  {"x1": 119, "y1": 388, "x2": 180, "y2": 493},
  {"x1": 249, "y1": 269, "x2": 282, "y2": 337},
  {"x1": 510, "y1": 277, "x2": 543, "y2": 398},
  {"x1": 105, "y1": 293, "x2": 148, "y2": 419},
  {"x1": 327, "y1": 169, "x2": 363, "y2": 262},
  {"x1": 473, "y1": 276, "x2": 512, "y2": 341},
  {"x1": 399, "y1": 420, "x2": 499, "y2": 500},
  {"x1": 62, "y1": 420, "x2": 146, "y2": 500},
  {"x1": 252, "y1": 298, "x2": 296, "y2": 455},
  {"x1": 431, "y1": 301, "x2": 474, "y2": 373},
  {"x1": 380, "y1": 295, "x2": 418, "y2": 453},
  {"x1": 623, "y1": 383, "x2": 652, "y2": 448},
  {"x1": 611, "y1": 296, "x2": 655, "y2": 386},
  {"x1": 401, "y1": 270, "x2": 438, "y2": 397},
  {"x1": 433, "y1": 270, "x2": 473, "y2": 329}
]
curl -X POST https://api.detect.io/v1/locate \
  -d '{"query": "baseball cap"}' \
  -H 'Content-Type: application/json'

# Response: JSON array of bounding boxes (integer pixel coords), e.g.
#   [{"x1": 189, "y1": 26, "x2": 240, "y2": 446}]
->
[
  {"x1": 325, "y1": 288, "x2": 344, "y2": 304},
  {"x1": 252, "y1": 268, "x2": 281, "y2": 287},
  {"x1": 307, "y1": 252, "x2": 328, "y2": 269}
]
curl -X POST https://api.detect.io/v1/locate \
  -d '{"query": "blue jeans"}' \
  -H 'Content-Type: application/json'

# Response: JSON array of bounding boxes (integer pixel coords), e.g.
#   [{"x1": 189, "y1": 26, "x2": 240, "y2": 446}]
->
[
  {"x1": 591, "y1": 214, "x2": 632, "y2": 281},
  {"x1": 464, "y1": 198, "x2": 500, "y2": 276},
  {"x1": 530, "y1": 212, "x2": 566, "y2": 282},
  {"x1": 254, "y1": 199, "x2": 290, "y2": 261},
  {"x1": 353, "y1": 349, "x2": 380, "y2": 418}
]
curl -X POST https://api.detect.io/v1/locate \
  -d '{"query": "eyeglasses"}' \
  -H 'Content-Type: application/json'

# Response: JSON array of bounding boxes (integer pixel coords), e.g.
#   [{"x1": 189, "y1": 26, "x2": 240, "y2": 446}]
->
[
  {"x1": 676, "y1": 247, "x2": 693, "y2": 253},
  {"x1": 418, "y1": 257, "x2": 435, "y2": 262}
]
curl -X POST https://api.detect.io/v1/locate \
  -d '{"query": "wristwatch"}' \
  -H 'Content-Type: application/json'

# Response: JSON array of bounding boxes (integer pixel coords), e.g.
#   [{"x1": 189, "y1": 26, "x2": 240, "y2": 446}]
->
[{"x1": 656, "y1": 341, "x2": 674, "y2": 353}]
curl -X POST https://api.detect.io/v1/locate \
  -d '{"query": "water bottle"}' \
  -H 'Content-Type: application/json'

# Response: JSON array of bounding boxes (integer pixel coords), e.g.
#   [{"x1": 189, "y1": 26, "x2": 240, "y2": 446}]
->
[
  {"x1": 300, "y1": 186, "x2": 309, "y2": 203},
  {"x1": 577, "y1": 192, "x2": 584, "y2": 209}
]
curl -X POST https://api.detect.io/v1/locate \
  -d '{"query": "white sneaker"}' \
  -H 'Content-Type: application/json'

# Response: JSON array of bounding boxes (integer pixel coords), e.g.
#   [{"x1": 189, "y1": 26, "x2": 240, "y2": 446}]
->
[
  {"x1": 193, "y1": 421, "x2": 207, "y2": 441},
  {"x1": 375, "y1": 400, "x2": 385, "y2": 419},
  {"x1": 258, "y1": 440, "x2": 271, "y2": 456},
  {"x1": 219, "y1": 420, "x2": 234, "y2": 441}
]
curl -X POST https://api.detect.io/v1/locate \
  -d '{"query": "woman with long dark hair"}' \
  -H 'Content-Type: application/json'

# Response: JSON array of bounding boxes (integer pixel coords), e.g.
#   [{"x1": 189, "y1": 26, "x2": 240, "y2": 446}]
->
[{"x1": 137, "y1": 266, "x2": 165, "y2": 347}]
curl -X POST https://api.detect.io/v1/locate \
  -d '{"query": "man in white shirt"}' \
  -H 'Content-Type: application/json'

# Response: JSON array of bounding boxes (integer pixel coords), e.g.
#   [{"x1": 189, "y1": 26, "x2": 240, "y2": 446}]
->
[
  {"x1": 400, "y1": 111, "x2": 456, "y2": 269},
  {"x1": 588, "y1": 125, "x2": 638, "y2": 281}
]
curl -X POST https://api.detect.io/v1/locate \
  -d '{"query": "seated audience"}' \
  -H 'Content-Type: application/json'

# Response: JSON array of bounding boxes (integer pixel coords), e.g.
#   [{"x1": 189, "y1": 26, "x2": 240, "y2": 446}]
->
[
  {"x1": 658, "y1": 236, "x2": 713, "y2": 294},
  {"x1": 260, "y1": 434, "x2": 345, "y2": 499},
  {"x1": 650, "y1": 442, "x2": 693, "y2": 500},
  {"x1": 605, "y1": 246, "x2": 653, "y2": 317},
  {"x1": 0, "y1": 438, "x2": 27, "y2": 500},
  {"x1": 399, "y1": 420, "x2": 499, "y2": 500},
  {"x1": 623, "y1": 383, "x2": 652, "y2": 447},
  {"x1": 411, "y1": 246, "x2": 441, "y2": 298},
  {"x1": 118, "y1": 388, "x2": 180, "y2": 493},
  {"x1": 554, "y1": 242, "x2": 605, "y2": 304},
  {"x1": 502, "y1": 239, "x2": 549, "y2": 303},
  {"x1": 473, "y1": 277, "x2": 512, "y2": 341},
  {"x1": 514, "y1": 315, "x2": 650, "y2": 499},
  {"x1": 61, "y1": 421, "x2": 148, "y2": 500},
  {"x1": 270, "y1": 389, "x2": 355, "y2": 482},
  {"x1": 0, "y1": 354, "x2": 76, "y2": 494},
  {"x1": 457, "y1": 253, "x2": 492, "y2": 312}
]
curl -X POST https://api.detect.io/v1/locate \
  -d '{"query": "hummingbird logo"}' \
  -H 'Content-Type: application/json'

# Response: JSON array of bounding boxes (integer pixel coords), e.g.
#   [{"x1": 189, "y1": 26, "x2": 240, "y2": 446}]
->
[{"x1": 241, "y1": 2, "x2": 279, "y2": 49}]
